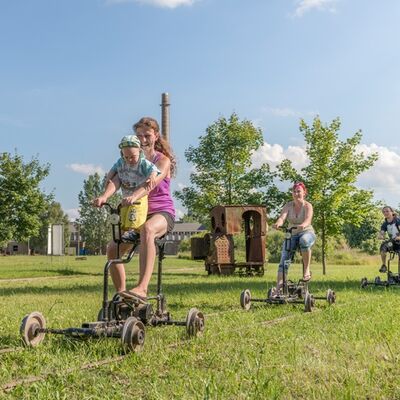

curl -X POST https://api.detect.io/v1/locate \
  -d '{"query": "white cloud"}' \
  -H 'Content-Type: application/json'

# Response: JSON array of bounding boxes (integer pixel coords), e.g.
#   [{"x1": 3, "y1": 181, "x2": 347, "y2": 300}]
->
[
  {"x1": 260, "y1": 106, "x2": 317, "y2": 119},
  {"x1": 293, "y1": 0, "x2": 338, "y2": 18},
  {"x1": 261, "y1": 106, "x2": 301, "y2": 118},
  {"x1": 175, "y1": 208, "x2": 185, "y2": 219},
  {"x1": 65, "y1": 208, "x2": 80, "y2": 221},
  {"x1": 0, "y1": 115, "x2": 28, "y2": 128},
  {"x1": 357, "y1": 143, "x2": 400, "y2": 206},
  {"x1": 67, "y1": 163, "x2": 105, "y2": 176},
  {"x1": 251, "y1": 142, "x2": 308, "y2": 170},
  {"x1": 106, "y1": 0, "x2": 196, "y2": 8},
  {"x1": 252, "y1": 140, "x2": 400, "y2": 206}
]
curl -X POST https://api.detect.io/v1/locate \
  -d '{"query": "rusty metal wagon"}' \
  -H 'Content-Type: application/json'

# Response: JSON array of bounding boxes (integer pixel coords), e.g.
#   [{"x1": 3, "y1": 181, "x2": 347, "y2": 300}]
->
[{"x1": 191, "y1": 205, "x2": 267, "y2": 276}]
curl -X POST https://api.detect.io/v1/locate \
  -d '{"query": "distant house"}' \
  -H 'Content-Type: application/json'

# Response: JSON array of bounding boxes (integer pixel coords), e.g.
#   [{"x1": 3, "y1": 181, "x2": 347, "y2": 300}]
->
[
  {"x1": 1, "y1": 221, "x2": 206, "y2": 257},
  {"x1": 164, "y1": 222, "x2": 206, "y2": 255},
  {"x1": 68, "y1": 222, "x2": 86, "y2": 256},
  {"x1": 2, "y1": 241, "x2": 29, "y2": 255}
]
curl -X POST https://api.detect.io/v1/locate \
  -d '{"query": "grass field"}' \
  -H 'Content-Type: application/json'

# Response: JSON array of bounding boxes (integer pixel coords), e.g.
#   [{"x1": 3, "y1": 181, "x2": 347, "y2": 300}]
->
[{"x1": 1, "y1": 254, "x2": 400, "y2": 399}]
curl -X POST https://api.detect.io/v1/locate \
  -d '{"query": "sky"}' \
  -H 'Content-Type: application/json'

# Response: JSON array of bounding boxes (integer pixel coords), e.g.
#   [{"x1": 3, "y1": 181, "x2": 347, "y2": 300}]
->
[{"x1": 1, "y1": 0, "x2": 400, "y2": 220}]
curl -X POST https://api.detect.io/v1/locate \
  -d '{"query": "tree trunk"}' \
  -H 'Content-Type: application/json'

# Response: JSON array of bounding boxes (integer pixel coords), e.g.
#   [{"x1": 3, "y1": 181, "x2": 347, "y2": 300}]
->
[{"x1": 322, "y1": 214, "x2": 326, "y2": 275}]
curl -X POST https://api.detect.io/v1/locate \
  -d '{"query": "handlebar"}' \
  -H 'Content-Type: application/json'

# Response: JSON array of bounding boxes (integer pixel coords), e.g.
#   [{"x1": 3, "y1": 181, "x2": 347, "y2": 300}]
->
[
  {"x1": 100, "y1": 201, "x2": 141, "y2": 214},
  {"x1": 102, "y1": 202, "x2": 119, "y2": 214},
  {"x1": 274, "y1": 226, "x2": 299, "y2": 233}
]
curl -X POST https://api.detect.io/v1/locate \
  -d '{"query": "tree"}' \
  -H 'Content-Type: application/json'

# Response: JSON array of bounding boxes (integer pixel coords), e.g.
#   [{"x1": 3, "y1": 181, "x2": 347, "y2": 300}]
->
[
  {"x1": 343, "y1": 204, "x2": 383, "y2": 254},
  {"x1": 278, "y1": 117, "x2": 378, "y2": 274},
  {"x1": 0, "y1": 152, "x2": 51, "y2": 246},
  {"x1": 174, "y1": 113, "x2": 279, "y2": 224},
  {"x1": 76, "y1": 173, "x2": 121, "y2": 255},
  {"x1": 30, "y1": 201, "x2": 70, "y2": 254}
]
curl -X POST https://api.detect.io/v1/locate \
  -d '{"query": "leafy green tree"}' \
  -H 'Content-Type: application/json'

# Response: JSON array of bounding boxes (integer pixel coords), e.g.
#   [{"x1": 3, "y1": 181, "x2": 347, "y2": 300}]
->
[
  {"x1": 77, "y1": 173, "x2": 108, "y2": 255},
  {"x1": 174, "y1": 113, "x2": 279, "y2": 225},
  {"x1": 0, "y1": 152, "x2": 51, "y2": 246},
  {"x1": 278, "y1": 117, "x2": 378, "y2": 274},
  {"x1": 76, "y1": 173, "x2": 121, "y2": 255},
  {"x1": 30, "y1": 201, "x2": 70, "y2": 254},
  {"x1": 343, "y1": 204, "x2": 383, "y2": 254}
]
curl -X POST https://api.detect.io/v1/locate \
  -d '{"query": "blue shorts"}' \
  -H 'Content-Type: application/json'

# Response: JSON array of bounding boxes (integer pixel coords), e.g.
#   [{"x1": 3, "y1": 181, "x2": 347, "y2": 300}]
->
[{"x1": 278, "y1": 230, "x2": 316, "y2": 272}]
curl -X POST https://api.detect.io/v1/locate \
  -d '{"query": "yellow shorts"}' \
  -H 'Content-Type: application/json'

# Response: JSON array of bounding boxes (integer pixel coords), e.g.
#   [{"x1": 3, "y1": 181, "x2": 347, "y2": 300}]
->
[{"x1": 120, "y1": 196, "x2": 148, "y2": 231}]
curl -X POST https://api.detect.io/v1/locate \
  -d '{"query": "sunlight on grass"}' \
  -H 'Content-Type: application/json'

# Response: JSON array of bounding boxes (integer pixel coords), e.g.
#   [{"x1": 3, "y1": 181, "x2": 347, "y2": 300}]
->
[{"x1": 1, "y1": 255, "x2": 400, "y2": 398}]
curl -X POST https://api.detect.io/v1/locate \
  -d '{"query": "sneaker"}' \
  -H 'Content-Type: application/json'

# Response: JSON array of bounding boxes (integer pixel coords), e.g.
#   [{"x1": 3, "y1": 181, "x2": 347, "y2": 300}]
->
[
  {"x1": 379, "y1": 264, "x2": 387, "y2": 273},
  {"x1": 121, "y1": 231, "x2": 139, "y2": 243}
]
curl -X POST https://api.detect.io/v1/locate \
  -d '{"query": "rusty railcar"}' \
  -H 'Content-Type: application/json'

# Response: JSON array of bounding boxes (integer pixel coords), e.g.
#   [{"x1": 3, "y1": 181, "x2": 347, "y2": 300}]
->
[{"x1": 191, "y1": 205, "x2": 267, "y2": 276}]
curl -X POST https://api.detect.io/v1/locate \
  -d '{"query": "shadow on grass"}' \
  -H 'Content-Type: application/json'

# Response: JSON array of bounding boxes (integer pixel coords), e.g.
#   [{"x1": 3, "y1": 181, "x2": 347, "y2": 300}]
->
[
  {"x1": 52, "y1": 268, "x2": 102, "y2": 277},
  {"x1": 0, "y1": 335, "x2": 22, "y2": 349},
  {"x1": 0, "y1": 282, "x2": 104, "y2": 297},
  {"x1": 3, "y1": 271, "x2": 400, "y2": 300},
  {"x1": 158, "y1": 277, "x2": 400, "y2": 298}
]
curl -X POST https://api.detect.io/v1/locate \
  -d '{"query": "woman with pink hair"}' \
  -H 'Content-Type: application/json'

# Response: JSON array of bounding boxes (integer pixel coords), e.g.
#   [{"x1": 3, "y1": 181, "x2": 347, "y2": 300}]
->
[{"x1": 272, "y1": 182, "x2": 316, "y2": 292}]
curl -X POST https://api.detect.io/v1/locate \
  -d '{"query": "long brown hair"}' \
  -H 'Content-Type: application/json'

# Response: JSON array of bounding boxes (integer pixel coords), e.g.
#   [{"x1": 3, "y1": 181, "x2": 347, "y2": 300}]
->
[
  {"x1": 133, "y1": 117, "x2": 176, "y2": 176},
  {"x1": 382, "y1": 206, "x2": 398, "y2": 219}
]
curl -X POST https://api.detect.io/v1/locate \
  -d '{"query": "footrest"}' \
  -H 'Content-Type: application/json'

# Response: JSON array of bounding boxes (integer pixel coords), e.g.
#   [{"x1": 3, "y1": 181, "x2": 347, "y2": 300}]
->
[
  {"x1": 121, "y1": 231, "x2": 140, "y2": 244},
  {"x1": 119, "y1": 290, "x2": 148, "y2": 305}
]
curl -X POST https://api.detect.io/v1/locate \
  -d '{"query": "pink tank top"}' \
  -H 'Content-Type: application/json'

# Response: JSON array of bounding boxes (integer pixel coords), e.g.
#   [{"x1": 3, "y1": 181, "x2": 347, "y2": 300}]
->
[{"x1": 148, "y1": 152, "x2": 175, "y2": 218}]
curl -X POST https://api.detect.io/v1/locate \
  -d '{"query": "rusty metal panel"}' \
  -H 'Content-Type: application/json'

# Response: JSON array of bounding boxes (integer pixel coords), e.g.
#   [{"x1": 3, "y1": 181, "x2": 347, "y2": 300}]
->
[
  {"x1": 210, "y1": 205, "x2": 267, "y2": 235},
  {"x1": 190, "y1": 237, "x2": 208, "y2": 260},
  {"x1": 207, "y1": 234, "x2": 234, "y2": 264},
  {"x1": 205, "y1": 205, "x2": 268, "y2": 275}
]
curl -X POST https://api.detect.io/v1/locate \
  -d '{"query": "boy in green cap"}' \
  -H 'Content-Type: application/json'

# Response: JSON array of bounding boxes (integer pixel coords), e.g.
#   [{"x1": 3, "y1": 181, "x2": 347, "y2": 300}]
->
[{"x1": 94, "y1": 134, "x2": 160, "y2": 241}]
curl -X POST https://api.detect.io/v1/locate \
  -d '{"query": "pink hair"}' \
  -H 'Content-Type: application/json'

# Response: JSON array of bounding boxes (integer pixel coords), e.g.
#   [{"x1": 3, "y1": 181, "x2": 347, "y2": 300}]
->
[{"x1": 293, "y1": 181, "x2": 307, "y2": 195}]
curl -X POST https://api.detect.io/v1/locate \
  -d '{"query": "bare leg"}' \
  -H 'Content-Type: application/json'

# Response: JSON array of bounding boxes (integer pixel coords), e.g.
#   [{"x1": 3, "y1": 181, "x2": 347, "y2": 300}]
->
[
  {"x1": 302, "y1": 249, "x2": 312, "y2": 280},
  {"x1": 131, "y1": 214, "x2": 168, "y2": 298},
  {"x1": 277, "y1": 271, "x2": 284, "y2": 292},
  {"x1": 106, "y1": 241, "x2": 132, "y2": 292},
  {"x1": 381, "y1": 251, "x2": 387, "y2": 266}
]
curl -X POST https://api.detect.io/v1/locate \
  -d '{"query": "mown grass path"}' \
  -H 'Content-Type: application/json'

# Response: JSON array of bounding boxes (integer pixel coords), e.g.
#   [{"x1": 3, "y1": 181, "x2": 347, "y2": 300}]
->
[{"x1": 1, "y1": 255, "x2": 400, "y2": 399}]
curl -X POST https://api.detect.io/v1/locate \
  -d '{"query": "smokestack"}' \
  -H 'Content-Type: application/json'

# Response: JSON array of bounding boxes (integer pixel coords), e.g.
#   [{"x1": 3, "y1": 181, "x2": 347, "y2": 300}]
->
[{"x1": 161, "y1": 92, "x2": 170, "y2": 142}]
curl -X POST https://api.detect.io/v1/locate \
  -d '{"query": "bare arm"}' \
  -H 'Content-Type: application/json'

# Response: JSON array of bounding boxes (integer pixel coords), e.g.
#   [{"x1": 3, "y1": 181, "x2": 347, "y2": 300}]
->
[
  {"x1": 121, "y1": 155, "x2": 171, "y2": 206},
  {"x1": 92, "y1": 170, "x2": 119, "y2": 207},
  {"x1": 272, "y1": 203, "x2": 289, "y2": 229}
]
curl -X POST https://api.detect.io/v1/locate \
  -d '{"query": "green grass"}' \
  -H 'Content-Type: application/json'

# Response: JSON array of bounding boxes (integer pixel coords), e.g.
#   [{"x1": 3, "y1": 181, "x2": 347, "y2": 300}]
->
[{"x1": 1, "y1": 255, "x2": 400, "y2": 399}]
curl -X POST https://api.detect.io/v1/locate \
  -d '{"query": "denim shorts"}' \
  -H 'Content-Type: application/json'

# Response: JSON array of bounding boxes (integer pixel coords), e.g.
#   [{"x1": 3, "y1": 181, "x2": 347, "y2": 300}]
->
[{"x1": 278, "y1": 230, "x2": 316, "y2": 272}]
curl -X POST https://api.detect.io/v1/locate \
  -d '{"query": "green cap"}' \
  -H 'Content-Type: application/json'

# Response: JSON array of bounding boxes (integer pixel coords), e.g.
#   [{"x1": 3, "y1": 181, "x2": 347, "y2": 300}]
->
[{"x1": 119, "y1": 135, "x2": 141, "y2": 149}]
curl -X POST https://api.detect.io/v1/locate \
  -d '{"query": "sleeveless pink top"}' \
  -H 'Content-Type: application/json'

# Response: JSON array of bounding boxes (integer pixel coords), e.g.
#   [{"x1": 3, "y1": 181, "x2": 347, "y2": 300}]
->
[{"x1": 148, "y1": 151, "x2": 175, "y2": 219}]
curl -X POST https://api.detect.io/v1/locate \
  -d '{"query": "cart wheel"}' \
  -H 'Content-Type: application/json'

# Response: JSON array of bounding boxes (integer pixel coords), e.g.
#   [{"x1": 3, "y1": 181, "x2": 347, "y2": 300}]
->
[
  {"x1": 97, "y1": 306, "x2": 116, "y2": 321},
  {"x1": 374, "y1": 276, "x2": 381, "y2": 284},
  {"x1": 240, "y1": 289, "x2": 252, "y2": 310},
  {"x1": 20, "y1": 312, "x2": 46, "y2": 347},
  {"x1": 360, "y1": 277, "x2": 368, "y2": 288},
  {"x1": 186, "y1": 308, "x2": 205, "y2": 337},
  {"x1": 326, "y1": 289, "x2": 336, "y2": 305},
  {"x1": 121, "y1": 317, "x2": 145, "y2": 353},
  {"x1": 304, "y1": 292, "x2": 313, "y2": 312}
]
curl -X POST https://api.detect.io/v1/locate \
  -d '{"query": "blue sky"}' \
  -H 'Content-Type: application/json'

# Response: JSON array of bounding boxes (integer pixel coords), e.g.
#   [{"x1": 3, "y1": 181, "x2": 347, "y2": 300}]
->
[{"x1": 1, "y1": 0, "x2": 400, "y2": 219}]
